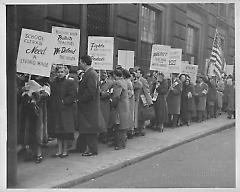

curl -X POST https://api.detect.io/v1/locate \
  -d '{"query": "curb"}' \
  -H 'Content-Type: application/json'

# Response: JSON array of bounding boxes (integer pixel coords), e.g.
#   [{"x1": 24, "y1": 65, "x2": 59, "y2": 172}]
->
[{"x1": 53, "y1": 121, "x2": 235, "y2": 188}]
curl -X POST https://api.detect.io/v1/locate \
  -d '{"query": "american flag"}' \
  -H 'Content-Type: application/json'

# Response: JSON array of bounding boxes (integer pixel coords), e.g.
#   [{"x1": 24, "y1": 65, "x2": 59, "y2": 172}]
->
[{"x1": 209, "y1": 29, "x2": 225, "y2": 78}]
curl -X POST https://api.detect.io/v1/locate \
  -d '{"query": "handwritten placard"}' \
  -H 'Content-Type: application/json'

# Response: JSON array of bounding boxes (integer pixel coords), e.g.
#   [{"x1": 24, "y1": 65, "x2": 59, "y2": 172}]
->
[
  {"x1": 118, "y1": 50, "x2": 134, "y2": 70},
  {"x1": 169, "y1": 48, "x2": 182, "y2": 73},
  {"x1": 150, "y1": 45, "x2": 170, "y2": 72},
  {"x1": 16, "y1": 28, "x2": 54, "y2": 77},
  {"x1": 52, "y1": 26, "x2": 80, "y2": 66},
  {"x1": 88, "y1": 36, "x2": 114, "y2": 70},
  {"x1": 181, "y1": 64, "x2": 198, "y2": 84}
]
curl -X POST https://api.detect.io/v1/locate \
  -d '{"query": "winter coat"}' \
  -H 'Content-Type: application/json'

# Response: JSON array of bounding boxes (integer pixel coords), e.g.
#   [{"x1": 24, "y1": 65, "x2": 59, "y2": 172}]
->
[
  {"x1": 126, "y1": 78, "x2": 135, "y2": 130},
  {"x1": 100, "y1": 78, "x2": 114, "y2": 131},
  {"x1": 48, "y1": 77, "x2": 77, "y2": 135},
  {"x1": 167, "y1": 78, "x2": 182, "y2": 115},
  {"x1": 207, "y1": 82, "x2": 217, "y2": 106},
  {"x1": 152, "y1": 79, "x2": 168, "y2": 124},
  {"x1": 181, "y1": 82, "x2": 195, "y2": 119},
  {"x1": 195, "y1": 82, "x2": 208, "y2": 111},
  {"x1": 77, "y1": 67, "x2": 105, "y2": 134},
  {"x1": 133, "y1": 79, "x2": 143, "y2": 128},
  {"x1": 112, "y1": 78, "x2": 130, "y2": 130}
]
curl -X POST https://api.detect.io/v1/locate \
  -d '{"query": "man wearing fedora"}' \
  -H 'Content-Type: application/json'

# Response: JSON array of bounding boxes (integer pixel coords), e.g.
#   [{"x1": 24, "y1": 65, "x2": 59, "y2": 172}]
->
[{"x1": 195, "y1": 74, "x2": 208, "y2": 122}]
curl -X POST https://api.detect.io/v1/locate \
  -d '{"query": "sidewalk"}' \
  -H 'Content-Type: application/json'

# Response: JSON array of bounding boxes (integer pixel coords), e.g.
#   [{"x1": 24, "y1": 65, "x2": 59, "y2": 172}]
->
[{"x1": 16, "y1": 114, "x2": 235, "y2": 188}]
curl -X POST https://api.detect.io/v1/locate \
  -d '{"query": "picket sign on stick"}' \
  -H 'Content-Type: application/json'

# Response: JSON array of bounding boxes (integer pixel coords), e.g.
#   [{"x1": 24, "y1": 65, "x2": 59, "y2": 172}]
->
[
  {"x1": 16, "y1": 28, "x2": 54, "y2": 77},
  {"x1": 52, "y1": 26, "x2": 80, "y2": 66},
  {"x1": 88, "y1": 36, "x2": 114, "y2": 70},
  {"x1": 181, "y1": 64, "x2": 198, "y2": 85},
  {"x1": 150, "y1": 44, "x2": 170, "y2": 73},
  {"x1": 169, "y1": 48, "x2": 182, "y2": 73},
  {"x1": 118, "y1": 50, "x2": 134, "y2": 70}
]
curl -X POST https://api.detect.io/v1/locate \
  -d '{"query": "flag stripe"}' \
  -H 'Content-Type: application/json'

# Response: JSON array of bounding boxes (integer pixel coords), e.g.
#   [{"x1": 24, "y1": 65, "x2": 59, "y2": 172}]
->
[{"x1": 207, "y1": 28, "x2": 225, "y2": 78}]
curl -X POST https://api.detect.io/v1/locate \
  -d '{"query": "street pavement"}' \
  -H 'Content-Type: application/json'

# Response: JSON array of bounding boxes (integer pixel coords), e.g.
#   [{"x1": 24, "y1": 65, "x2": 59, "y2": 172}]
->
[
  {"x1": 15, "y1": 114, "x2": 235, "y2": 188},
  {"x1": 74, "y1": 128, "x2": 235, "y2": 188}
]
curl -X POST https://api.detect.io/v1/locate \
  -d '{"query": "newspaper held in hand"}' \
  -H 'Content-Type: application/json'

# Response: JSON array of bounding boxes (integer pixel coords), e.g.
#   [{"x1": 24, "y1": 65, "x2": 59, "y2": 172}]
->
[
  {"x1": 187, "y1": 92, "x2": 192, "y2": 98},
  {"x1": 140, "y1": 94, "x2": 148, "y2": 106},
  {"x1": 152, "y1": 83, "x2": 159, "y2": 102},
  {"x1": 202, "y1": 89, "x2": 207, "y2": 95},
  {"x1": 22, "y1": 80, "x2": 42, "y2": 97}
]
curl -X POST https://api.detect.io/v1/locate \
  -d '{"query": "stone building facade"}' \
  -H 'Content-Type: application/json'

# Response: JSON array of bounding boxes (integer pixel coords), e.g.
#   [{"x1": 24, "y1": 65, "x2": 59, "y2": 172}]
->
[{"x1": 7, "y1": 3, "x2": 235, "y2": 74}]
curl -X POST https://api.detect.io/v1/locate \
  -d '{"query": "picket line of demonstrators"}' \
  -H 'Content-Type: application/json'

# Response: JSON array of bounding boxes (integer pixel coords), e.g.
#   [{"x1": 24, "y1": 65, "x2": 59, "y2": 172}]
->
[{"x1": 17, "y1": 55, "x2": 235, "y2": 163}]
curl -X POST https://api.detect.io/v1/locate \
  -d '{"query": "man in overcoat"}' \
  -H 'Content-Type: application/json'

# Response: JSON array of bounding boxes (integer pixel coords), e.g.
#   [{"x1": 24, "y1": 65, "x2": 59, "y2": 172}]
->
[
  {"x1": 71, "y1": 55, "x2": 104, "y2": 156},
  {"x1": 195, "y1": 74, "x2": 208, "y2": 122},
  {"x1": 134, "y1": 68, "x2": 153, "y2": 136}
]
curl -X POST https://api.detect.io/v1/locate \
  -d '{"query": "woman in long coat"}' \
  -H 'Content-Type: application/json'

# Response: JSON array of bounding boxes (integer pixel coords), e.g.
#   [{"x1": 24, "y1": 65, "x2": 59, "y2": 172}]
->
[
  {"x1": 167, "y1": 74, "x2": 182, "y2": 127},
  {"x1": 49, "y1": 65, "x2": 77, "y2": 158},
  {"x1": 206, "y1": 77, "x2": 217, "y2": 119},
  {"x1": 111, "y1": 69, "x2": 130, "y2": 150},
  {"x1": 152, "y1": 72, "x2": 168, "y2": 132},
  {"x1": 194, "y1": 75, "x2": 208, "y2": 122},
  {"x1": 19, "y1": 75, "x2": 50, "y2": 163},
  {"x1": 122, "y1": 69, "x2": 135, "y2": 138},
  {"x1": 181, "y1": 77, "x2": 195, "y2": 126}
]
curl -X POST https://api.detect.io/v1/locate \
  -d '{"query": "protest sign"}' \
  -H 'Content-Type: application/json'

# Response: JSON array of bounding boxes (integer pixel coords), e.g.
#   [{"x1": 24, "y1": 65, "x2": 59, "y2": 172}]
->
[
  {"x1": 150, "y1": 45, "x2": 170, "y2": 72},
  {"x1": 52, "y1": 26, "x2": 80, "y2": 66},
  {"x1": 88, "y1": 36, "x2": 114, "y2": 70},
  {"x1": 17, "y1": 28, "x2": 54, "y2": 77},
  {"x1": 181, "y1": 64, "x2": 198, "y2": 84},
  {"x1": 118, "y1": 50, "x2": 134, "y2": 70},
  {"x1": 169, "y1": 48, "x2": 182, "y2": 73}
]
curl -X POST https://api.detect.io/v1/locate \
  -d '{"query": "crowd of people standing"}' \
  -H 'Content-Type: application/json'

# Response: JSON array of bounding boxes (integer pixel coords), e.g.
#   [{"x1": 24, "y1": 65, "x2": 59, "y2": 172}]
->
[{"x1": 17, "y1": 55, "x2": 235, "y2": 163}]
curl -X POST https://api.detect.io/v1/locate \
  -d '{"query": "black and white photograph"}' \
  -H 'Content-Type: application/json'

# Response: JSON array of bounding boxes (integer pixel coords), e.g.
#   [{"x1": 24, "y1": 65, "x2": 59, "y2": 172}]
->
[{"x1": 2, "y1": 1, "x2": 238, "y2": 190}]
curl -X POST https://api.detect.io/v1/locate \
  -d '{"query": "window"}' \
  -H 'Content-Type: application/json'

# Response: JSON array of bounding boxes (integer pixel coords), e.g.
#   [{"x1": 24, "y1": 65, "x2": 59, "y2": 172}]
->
[
  {"x1": 140, "y1": 5, "x2": 162, "y2": 71},
  {"x1": 186, "y1": 25, "x2": 199, "y2": 64},
  {"x1": 141, "y1": 6, "x2": 157, "y2": 43},
  {"x1": 87, "y1": 4, "x2": 109, "y2": 36}
]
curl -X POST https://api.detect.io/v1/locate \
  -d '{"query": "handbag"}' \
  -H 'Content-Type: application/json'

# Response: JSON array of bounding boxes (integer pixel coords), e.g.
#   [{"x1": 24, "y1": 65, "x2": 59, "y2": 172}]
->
[{"x1": 142, "y1": 105, "x2": 155, "y2": 121}]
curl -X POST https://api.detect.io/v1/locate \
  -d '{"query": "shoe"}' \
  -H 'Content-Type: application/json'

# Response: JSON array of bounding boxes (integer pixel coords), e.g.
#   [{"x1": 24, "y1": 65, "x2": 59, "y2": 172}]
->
[
  {"x1": 114, "y1": 146, "x2": 125, "y2": 150},
  {"x1": 82, "y1": 152, "x2": 97, "y2": 156},
  {"x1": 69, "y1": 149, "x2": 81, "y2": 153},
  {"x1": 60, "y1": 153, "x2": 69, "y2": 158},
  {"x1": 52, "y1": 153, "x2": 62, "y2": 158},
  {"x1": 35, "y1": 155, "x2": 43, "y2": 163}
]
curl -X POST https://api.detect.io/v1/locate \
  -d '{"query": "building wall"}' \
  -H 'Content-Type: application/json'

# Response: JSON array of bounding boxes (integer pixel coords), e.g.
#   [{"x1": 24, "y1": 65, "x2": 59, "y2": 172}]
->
[{"x1": 7, "y1": 3, "x2": 235, "y2": 74}]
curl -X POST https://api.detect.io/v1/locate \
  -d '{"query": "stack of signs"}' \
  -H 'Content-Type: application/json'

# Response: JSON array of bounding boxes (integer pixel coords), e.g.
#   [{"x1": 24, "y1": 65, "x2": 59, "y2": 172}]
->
[
  {"x1": 117, "y1": 50, "x2": 134, "y2": 70},
  {"x1": 169, "y1": 48, "x2": 182, "y2": 73},
  {"x1": 52, "y1": 26, "x2": 80, "y2": 66},
  {"x1": 88, "y1": 36, "x2": 114, "y2": 70},
  {"x1": 181, "y1": 63, "x2": 198, "y2": 84},
  {"x1": 16, "y1": 28, "x2": 54, "y2": 77},
  {"x1": 150, "y1": 44, "x2": 170, "y2": 76}
]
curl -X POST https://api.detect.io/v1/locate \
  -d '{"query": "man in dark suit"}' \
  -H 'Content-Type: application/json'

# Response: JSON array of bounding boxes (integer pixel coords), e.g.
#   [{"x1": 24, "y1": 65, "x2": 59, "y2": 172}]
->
[{"x1": 70, "y1": 55, "x2": 104, "y2": 156}]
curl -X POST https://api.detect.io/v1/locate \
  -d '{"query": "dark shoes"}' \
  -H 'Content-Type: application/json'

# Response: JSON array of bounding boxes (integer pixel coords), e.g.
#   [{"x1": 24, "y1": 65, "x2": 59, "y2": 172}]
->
[
  {"x1": 114, "y1": 146, "x2": 125, "y2": 150},
  {"x1": 35, "y1": 155, "x2": 43, "y2": 163},
  {"x1": 82, "y1": 152, "x2": 98, "y2": 157},
  {"x1": 60, "y1": 153, "x2": 69, "y2": 158}
]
